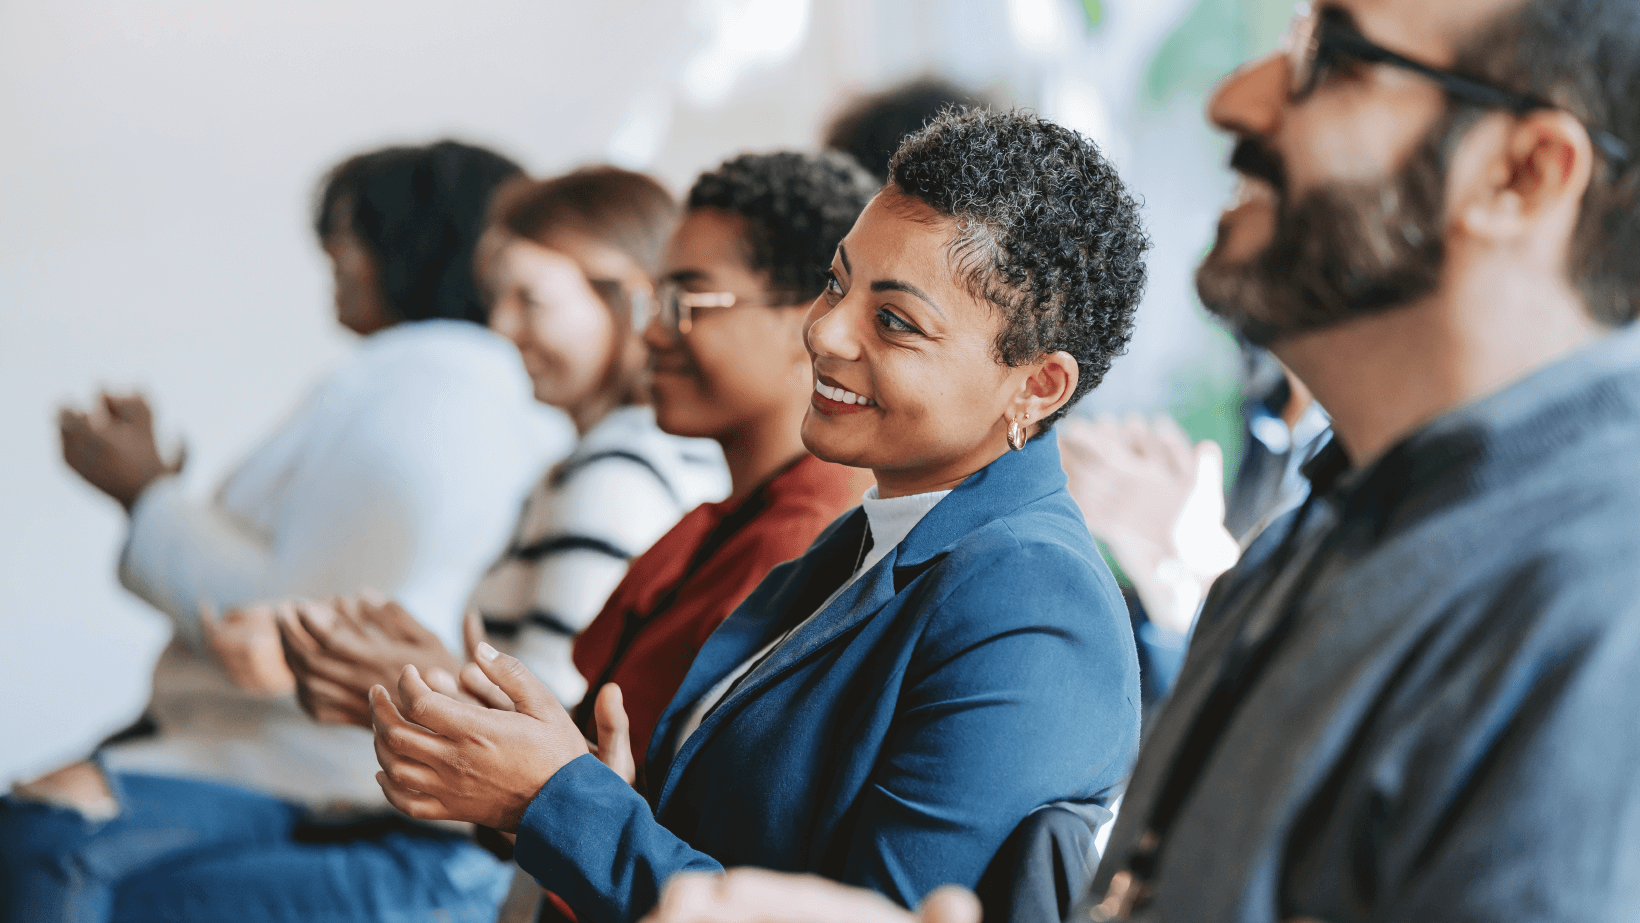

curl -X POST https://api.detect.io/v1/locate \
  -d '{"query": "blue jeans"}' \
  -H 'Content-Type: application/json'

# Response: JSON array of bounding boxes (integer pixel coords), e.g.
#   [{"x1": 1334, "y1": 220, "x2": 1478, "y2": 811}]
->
[{"x1": 0, "y1": 770, "x2": 510, "y2": 923}]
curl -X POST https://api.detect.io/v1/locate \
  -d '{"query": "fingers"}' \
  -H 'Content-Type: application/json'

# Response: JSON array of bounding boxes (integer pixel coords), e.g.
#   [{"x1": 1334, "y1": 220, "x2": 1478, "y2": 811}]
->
[
  {"x1": 376, "y1": 769, "x2": 452, "y2": 822},
  {"x1": 298, "y1": 673, "x2": 373, "y2": 728},
  {"x1": 472, "y1": 643, "x2": 557, "y2": 720},
  {"x1": 425, "y1": 668, "x2": 461, "y2": 698},
  {"x1": 594, "y1": 684, "x2": 636, "y2": 785},
  {"x1": 1193, "y1": 439, "x2": 1226, "y2": 494},
  {"x1": 330, "y1": 595, "x2": 369, "y2": 635},
  {"x1": 917, "y1": 886, "x2": 983, "y2": 923},
  {"x1": 459, "y1": 662, "x2": 515, "y2": 711},
  {"x1": 296, "y1": 601, "x2": 369, "y2": 659},
  {"x1": 359, "y1": 596, "x2": 429, "y2": 643},
  {"x1": 103, "y1": 392, "x2": 153, "y2": 427},
  {"x1": 369, "y1": 682, "x2": 453, "y2": 767},
  {"x1": 645, "y1": 869, "x2": 922, "y2": 923},
  {"x1": 372, "y1": 726, "x2": 446, "y2": 793},
  {"x1": 283, "y1": 606, "x2": 367, "y2": 685},
  {"x1": 1151, "y1": 414, "x2": 1195, "y2": 476},
  {"x1": 463, "y1": 608, "x2": 488, "y2": 662},
  {"x1": 277, "y1": 606, "x2": 325, "y2": 670},
  {"x1": 643, "y1": 872, "x2": 719, "y2": 923},
  {"x1": 395, "y1": 664, "x2": 482, "y2": 739}
]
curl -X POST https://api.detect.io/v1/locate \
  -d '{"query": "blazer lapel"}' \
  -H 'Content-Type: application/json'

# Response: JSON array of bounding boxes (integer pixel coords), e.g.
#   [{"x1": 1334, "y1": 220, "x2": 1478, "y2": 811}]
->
[
  {"x1": 655, "y1": 544, "x2": 902, "y2": 810},
  {"x1": 647, "y1": 509, "x2": 868, "y2": 768},
  {"x1": 652, "y1": 438, "x2": 1073, "y2": 808}
]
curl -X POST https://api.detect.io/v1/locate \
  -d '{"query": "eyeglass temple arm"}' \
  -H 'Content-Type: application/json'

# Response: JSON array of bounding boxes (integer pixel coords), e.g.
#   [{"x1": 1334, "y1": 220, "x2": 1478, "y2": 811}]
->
[{"x1": 1328, "y1": 28, "x2": 1630, "y2": 164}]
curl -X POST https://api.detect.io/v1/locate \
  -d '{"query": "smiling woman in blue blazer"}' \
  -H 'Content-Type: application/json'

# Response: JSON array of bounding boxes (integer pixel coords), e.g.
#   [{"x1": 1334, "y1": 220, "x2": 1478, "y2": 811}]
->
[{"x1": 367, "y1": 110, "x2": 1151, "y2": 923}]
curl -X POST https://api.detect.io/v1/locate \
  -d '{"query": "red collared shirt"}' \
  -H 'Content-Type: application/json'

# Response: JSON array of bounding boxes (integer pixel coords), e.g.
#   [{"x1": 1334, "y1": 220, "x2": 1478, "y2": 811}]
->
[{"x1": 572, "y1": 453, "x2": 863, "y2": 772}]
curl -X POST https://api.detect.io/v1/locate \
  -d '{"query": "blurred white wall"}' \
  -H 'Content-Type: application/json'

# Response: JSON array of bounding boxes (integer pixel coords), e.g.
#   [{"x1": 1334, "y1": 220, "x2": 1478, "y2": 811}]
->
[{"x1": 0, "y1": 0, "x2": 1254, "y2": 783}]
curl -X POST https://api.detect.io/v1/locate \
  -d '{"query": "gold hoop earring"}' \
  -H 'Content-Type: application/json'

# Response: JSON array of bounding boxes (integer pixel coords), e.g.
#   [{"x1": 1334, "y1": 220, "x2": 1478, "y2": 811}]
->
[{"x1": 1007, "y1": 419, "x2": 1026, "y2": 451}]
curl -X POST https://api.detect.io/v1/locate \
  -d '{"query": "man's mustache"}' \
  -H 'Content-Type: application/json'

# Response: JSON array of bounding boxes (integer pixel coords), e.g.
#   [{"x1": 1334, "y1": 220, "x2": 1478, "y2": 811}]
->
[{"x1": 1229, "y1": 138, "x2": 1287, "y2": 197}]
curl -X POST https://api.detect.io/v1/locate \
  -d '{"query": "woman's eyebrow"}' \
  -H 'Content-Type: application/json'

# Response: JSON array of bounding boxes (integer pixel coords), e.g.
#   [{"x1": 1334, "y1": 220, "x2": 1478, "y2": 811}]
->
[
  {"x1": 870, "y1": 279, "x2": 946, "y2": 319},
  {"x1": 837, "y1": 244, "x2": 852, "y2": 275}
]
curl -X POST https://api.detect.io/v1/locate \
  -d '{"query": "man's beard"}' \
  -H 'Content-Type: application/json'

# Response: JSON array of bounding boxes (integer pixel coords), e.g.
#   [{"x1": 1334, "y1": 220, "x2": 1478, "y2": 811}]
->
[{"x1": 1197, "y1": 120, "x2": 1456, "y2": 347}]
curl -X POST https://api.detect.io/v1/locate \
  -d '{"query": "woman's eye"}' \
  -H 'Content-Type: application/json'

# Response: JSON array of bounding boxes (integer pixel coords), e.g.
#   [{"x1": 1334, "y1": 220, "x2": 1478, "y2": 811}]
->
[
  {"x1": 823, "y1": 270, "x2": 844, "y2": 299},
  {"x1": 876, "y1": 308, "x2": 919, "y2": 335}
]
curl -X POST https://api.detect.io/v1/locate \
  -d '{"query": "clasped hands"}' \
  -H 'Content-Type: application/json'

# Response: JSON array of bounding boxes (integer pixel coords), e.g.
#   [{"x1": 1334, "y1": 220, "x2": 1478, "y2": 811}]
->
[{"x1": 272, "y1": 594, "x2": 635, "y2": 831}]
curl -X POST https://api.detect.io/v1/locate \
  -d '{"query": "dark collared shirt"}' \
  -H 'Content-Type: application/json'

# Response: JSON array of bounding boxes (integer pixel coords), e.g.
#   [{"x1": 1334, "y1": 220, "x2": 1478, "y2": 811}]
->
[{"x1": 1090, "y1": 325, "x2": 1640, "y2": 922}]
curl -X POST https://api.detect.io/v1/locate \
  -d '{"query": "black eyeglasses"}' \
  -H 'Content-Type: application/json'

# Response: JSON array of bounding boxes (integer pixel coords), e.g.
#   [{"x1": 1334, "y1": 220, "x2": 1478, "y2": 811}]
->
[
  {"x1": 652, "y1": 281, "x2": 806, "y2": 336},
  {"x1": 1286, "y1": 2, "x2": 1630, "y2": 166}
]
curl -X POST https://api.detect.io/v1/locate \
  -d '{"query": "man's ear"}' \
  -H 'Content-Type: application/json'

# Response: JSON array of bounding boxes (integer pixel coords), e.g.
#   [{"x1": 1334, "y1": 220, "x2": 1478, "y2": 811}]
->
[
  {"x1": 1453, "y1": 109, "x2": 1594, "y2": 245},
  {"x1": 1013, "y1": 351, "x2": 1079, "y2": 435}
]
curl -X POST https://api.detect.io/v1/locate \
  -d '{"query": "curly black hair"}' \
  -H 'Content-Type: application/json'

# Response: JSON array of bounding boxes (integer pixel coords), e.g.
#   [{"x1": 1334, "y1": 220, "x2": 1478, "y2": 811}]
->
[
  {"x1": 888, "y1": 108, "x2": 1149, "y2": 434},
  {"x1": 686, "y1": 151, "x2": 879, "y2": 299},
  {"x1": 315, "y1": 139, "x2": 523, "y2": 326}
]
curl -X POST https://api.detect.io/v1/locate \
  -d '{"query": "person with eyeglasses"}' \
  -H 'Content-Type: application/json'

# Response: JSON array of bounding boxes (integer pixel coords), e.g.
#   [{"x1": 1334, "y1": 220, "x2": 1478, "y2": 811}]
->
[
  {"x1": 559, "y1": 151, "x2": 878, "y2": 794},
  {"x1": 1077, "y1": 0, "x2": 1640, "y2": 920},
  {"x1": 361, "y1": 109, "x2": 1148, "y2": 923},
  {"x1": 583, "y1": 0, "x2": 1640, "y2": 921},
  {"x1": 460, "y1": 167, "x2": 732, "y2": 706},
  {"x1": 267, "y1": 168, "x2": 731, "y2": 737}
]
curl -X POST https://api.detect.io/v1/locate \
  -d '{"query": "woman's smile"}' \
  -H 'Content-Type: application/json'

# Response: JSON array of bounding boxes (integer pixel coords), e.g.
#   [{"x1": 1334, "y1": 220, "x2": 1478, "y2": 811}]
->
[{"x1": 812, "y1": 373, "x2": 877, "y2": 413}]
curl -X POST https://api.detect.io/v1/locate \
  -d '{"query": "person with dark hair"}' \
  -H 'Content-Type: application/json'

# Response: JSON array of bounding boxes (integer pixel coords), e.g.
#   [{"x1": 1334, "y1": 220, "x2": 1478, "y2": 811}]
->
[
  {"x1": 825, "y1": 78, "x2": 994, "y2": 181},
  {"x1": 7, "y1": 140, "x2": 569, "y2": 922},
  {"x1": 272, "y1": 151, "x2": 867, "y2": 923},
  {"x1": 315, "y1": 139, "x2": 526, "y2": 328},
  {"x1": 565, "y1": 150, "x2": 877, "y2": 782},
  {"x1": 459, "y1": 166, "x2": 731, "y2": 703},
  {"x1": 275, "y1": 165, "x2": 732, "y2": 718},
  {"x1": 626, "y1": 1, "x2": 1640, "y2": 921},
  {"x1": 362, "y1": 107, "x2": 1149, "y2": 923}
]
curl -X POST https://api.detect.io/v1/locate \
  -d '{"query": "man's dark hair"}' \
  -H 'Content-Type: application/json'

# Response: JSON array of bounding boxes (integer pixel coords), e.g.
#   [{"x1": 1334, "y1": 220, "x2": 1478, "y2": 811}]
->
[
  {"x1": 888, "y1": 108, "x2": 1150, "y2": 434},
  {"x1": 825, "y1": 78, "x2": 995, "y2": 182},
  {"x1": 315, "y1": 139, "x2": 524, "y2": 326},
  {"x1": 686, "y1": 151, "x2": 879, "y2": 298},
  {"x1": 1461, "y1": 0, "x2": 1640, "y2": 326}
]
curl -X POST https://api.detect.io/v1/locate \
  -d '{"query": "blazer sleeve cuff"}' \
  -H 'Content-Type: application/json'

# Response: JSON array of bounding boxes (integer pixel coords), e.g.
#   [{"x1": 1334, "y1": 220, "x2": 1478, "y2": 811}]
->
[{"x1": 514, "y1": 753, "x2": 722, "y2": 923}]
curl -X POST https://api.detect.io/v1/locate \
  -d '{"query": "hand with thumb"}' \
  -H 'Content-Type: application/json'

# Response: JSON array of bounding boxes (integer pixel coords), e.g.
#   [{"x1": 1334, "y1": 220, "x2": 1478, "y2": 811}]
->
[
  {"x1": 592, "y1": 684, "x2": 636, "y2": 785},
  {"x1": 471, "y1": 642, "x2": 562, "y2": 719},
  {"x1": 370, "y1": 644, "x2": 590, "y2": 832}
]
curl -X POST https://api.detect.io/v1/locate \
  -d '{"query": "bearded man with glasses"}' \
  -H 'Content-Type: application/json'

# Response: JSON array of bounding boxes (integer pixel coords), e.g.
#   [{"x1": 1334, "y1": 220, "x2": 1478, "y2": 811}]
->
[{"x1": 1087, "y1": 0, "x2": 1640, "y2": 920}]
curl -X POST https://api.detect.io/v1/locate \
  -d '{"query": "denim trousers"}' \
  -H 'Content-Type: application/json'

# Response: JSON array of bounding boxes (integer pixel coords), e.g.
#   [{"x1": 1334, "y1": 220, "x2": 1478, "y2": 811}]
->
[{"x1": 0, "y1": 769, "x2": 511, "y2": 923}]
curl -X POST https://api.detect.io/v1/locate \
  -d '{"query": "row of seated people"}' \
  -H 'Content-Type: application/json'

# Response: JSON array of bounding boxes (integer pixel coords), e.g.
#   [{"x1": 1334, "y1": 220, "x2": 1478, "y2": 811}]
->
[{"x1": 7, "y1": 0, "x2": 1640, "y2": 920}]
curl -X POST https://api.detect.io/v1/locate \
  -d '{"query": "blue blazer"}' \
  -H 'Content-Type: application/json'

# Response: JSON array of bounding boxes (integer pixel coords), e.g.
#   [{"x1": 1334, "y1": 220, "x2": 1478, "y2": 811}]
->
[{"x1": 513, "y1": 436, "x2": 1141, "y2": 923}]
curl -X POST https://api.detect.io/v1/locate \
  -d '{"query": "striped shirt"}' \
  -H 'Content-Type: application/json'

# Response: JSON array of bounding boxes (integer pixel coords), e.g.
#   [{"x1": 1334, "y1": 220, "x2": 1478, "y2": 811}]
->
[{"x1": 468, "y1": 404, "x2": 728, "y2": 704}]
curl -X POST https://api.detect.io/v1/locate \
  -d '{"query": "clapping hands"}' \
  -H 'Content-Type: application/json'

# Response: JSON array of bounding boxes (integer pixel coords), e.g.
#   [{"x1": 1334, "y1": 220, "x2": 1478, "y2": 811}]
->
[
  {"x1": 201, "y1": 602, "x2": 298, "y2": 696},
  {"x1": 369, "y1": 642, "x2": 602, "y2": 831},
  {"x1": 277, "y1": 595, "x2": 470, "y2": 728},
  {"x1": 1059, "y1": 414, "x2": 1240, "y2": 635},
  {"x1": 59, "y1": 391, "x2": 183, "y2": 511}
]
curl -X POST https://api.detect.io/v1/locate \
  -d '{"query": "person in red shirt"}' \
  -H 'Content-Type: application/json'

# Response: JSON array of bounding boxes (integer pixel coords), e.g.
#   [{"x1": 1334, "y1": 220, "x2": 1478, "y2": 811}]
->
[
  {"x1": 572, "y1": 151, "x2": 878, "y2": 778},
  {"x1": 272, "y1": 151, "x2": 876, "y2": 794}
]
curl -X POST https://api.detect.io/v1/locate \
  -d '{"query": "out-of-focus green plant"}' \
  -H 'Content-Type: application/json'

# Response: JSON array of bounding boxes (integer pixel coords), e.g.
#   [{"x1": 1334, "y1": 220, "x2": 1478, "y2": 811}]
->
[{"x1": 1145, "y1": 0, "x2": 1293, "y2": 105}]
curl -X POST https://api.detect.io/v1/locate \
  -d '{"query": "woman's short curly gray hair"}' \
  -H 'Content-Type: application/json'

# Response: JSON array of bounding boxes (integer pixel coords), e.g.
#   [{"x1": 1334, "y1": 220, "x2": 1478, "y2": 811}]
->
[{"x1": 888, "y1": 108, "x2": 1150, "y2": 433}]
